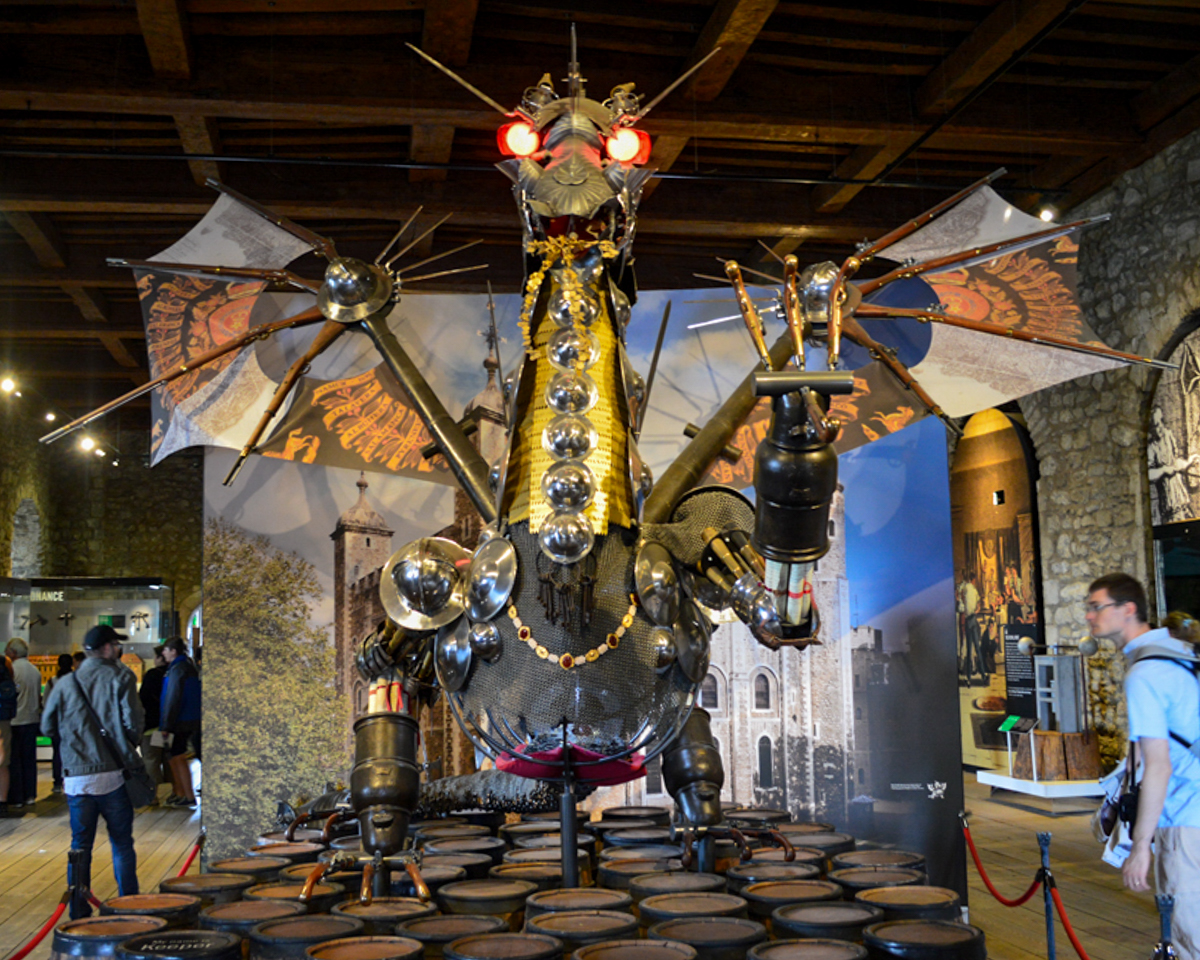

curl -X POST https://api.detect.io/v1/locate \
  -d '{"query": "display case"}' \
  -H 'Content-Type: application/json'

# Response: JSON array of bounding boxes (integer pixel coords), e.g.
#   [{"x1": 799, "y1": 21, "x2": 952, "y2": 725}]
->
[{"x1": 0, "y1": 577, "x2": 31, "y2": 649}]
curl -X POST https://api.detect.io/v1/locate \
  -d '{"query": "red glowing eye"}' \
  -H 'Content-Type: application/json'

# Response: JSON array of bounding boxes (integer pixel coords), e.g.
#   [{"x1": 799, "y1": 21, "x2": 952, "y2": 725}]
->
[
  {"x1": 498, "y1": 122, "x2": 540, "y2": 157},
  {"x1": 607, "y1": 127, "x2": 650, "y2": 164}
]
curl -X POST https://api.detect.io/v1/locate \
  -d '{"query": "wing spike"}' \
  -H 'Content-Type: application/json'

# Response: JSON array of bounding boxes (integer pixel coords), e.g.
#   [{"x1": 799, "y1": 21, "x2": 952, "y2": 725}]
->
[
  {"x1": 401, "y1": 263, "x2": 489, "y2": 284},
  {"x1": 633, "y1": 47, "x2": 723, "y2": 122},
  {"x1": 405, "y1": 43, "x2": 515, "y2": 118},
  {"x1": 384, "y1": 212, "x2": 455, "y2": 268},
  {"x1": 396, "y1": 239, "x2": 484, "y2": 277},
  {"x1": 376, "y1": 206, "x2": 424, "y2": 265}
]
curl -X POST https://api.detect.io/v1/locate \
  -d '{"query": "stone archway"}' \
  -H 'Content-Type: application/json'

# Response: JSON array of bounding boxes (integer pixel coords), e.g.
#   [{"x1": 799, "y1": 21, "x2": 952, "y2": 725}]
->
[{"x1": 10, "y1": 498, "x2": 41, "y2": 578}]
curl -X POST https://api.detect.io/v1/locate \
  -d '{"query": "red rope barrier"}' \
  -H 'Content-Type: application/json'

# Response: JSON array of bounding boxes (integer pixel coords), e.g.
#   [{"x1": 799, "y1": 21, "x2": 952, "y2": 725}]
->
[
  {"x1": 962, "y1": 823, "x2": 1042, "y2": 907},
  {"x1": 1050, "y1": 884, "x2": 1092, "y2": 960},
  {"x1": 176, "y1": 842, "x2": 202, "y2": 877},
  {"x1": 5, "y1": 894, "x2": 67, "y2": 960}
]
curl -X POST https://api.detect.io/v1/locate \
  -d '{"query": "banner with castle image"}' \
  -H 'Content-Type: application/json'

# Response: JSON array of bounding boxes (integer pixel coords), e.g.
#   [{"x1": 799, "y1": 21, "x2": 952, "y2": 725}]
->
[{"x1": 200, "y1": 287, "x2": 962, "y2": 895}]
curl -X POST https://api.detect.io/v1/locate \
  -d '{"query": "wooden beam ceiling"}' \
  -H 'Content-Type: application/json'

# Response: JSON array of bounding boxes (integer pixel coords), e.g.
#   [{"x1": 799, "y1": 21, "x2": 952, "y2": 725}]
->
[{"x1": 0, "y1": 0, "x2": 1197, "y2": 429}]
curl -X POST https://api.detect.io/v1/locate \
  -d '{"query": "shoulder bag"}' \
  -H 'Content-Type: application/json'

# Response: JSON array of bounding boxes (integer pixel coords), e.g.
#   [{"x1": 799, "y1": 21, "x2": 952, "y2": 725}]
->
[{"x1": 71, "y1": 675, "x2": 157, "y2": 808}]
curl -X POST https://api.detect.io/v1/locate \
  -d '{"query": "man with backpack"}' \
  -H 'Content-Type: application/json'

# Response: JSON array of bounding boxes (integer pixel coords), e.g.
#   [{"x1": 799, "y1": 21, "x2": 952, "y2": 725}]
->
[{"x1": 1087, "y1": 572, "x2": 1200, "y2": 959}]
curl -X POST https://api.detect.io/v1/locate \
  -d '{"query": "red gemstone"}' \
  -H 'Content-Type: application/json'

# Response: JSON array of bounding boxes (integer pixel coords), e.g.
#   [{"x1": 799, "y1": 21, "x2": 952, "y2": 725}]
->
[
  {"x1": 607, "y1": 634, "x2": 619, "y2": 648},
  {"x1": 561, "y1": 655, "x2": 574, "y2": 669},
  {"x1": 518, "y1": 626, "x2": 531, "y2": 640}
]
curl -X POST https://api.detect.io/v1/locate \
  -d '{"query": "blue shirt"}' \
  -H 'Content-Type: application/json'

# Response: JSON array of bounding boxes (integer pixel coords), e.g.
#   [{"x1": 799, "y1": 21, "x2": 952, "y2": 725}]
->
[{"x1": 1125, "y1": 629, "x2": 1200, "y2": 828}]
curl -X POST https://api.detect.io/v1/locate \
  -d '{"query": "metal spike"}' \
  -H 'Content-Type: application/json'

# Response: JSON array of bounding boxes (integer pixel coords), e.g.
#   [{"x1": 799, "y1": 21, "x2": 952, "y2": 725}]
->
[
  {"x1": 406, "y1": 43, "x2": 514, "y2": 118},
  {"x1": 375, "y1": 206, "x2": 424, "y2": 265}
]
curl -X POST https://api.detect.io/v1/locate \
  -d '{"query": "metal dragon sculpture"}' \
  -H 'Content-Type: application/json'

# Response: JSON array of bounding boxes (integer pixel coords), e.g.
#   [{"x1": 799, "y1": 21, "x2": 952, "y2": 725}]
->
[{"x1": 44, "y1": 32, "x2": 1168, "y2": 890}]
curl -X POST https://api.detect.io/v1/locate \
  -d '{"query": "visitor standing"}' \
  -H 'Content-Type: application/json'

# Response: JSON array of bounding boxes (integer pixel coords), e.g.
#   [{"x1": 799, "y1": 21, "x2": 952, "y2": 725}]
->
[
  {"x1": 41, "y1": 625, "x2": 144, "y2": 917},
  {"x1": 6, "y1": 638, "x2": 42, "y2": 806},
  {"x1": 45, "y1": 653, "x2": 76, "y2": 795},
  {"x1": 160, "y1": 636, "x2": 200, "y2": 808},
  {"x1": 139, "y1": 646, "x2": 168, "y2": 803},
  {"x1": 1087, "y1": 572, "x2": 1200, "y2": 960},
  {"x1": 0, "y1": 654, "x2": 15, "y2": 817}
]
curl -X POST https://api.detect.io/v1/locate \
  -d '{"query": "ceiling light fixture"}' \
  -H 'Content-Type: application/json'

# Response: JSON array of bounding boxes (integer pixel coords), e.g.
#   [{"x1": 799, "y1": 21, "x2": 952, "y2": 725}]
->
[
  {"x1": 1039, "y1": 207, "x2": 1056, "y2": 222},
  {"x1": 0, "y1": 377, "x2": 14, "y2": 393},
  {"x1": 45, "y1": 412, "x2": 56, "y2": 422},
  {"x1": 80, "y1": 436, "x2": 96, "y2": 451}
]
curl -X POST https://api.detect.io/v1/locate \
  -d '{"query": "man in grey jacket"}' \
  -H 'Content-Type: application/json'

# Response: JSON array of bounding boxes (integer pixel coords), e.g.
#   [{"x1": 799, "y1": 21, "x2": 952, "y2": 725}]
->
[{"x1": 42, "y1": 625, "x2": 144, "y2": 917}]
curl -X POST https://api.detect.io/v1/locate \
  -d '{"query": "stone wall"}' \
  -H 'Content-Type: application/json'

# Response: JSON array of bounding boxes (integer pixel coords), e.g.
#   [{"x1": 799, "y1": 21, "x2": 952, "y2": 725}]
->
[
  {"x1": 0, "y1": 417, "x2": 204, "y2": 628},
  {"x1": 1020, "y1": 127, "x2": 1200, "y2": 764}
]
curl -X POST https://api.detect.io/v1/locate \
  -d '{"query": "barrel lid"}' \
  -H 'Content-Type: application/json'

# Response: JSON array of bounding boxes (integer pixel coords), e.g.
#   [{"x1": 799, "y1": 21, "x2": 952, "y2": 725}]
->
[
  {"x1": 105, "y1": 895, "x2": 200, "y2": 912},
  {"x1": 333, "y1": 898, "x2": 437, "y2": 919},
  {"x1": 442, "y1": 932, "x2": 561, "y2": 960},
  {"x1": 251, "y1": 917, "x2": 365, "y2": 942},
  {"x1": 748, "y1": 940, "x2": 868, "y2": 960},
  {"x1": 598, "y1": 844, "x2": 681, "y2": 861},
  {"x1": 262, "y1": 830, "x2": 327, "y2": 844},
  {"x1": 574, "y1": 940, "x2": 697, "y2": 960},
  {"x1": 503, "y1": 848, "x2": 590, "y2": 865},
  {"x1": 410, "y1": 818, "x2": 467, "y2": 830},
  {"x1": 417, "y1": 824, "x2": 491, "y2": 839},
  {"x1": 584, "y1": 819, "x2": 655, "y2": 834},
  {"x1": 250, "y1": 842, "x2": 326, "y2": 856},
  {"x1": 865, "y1": 920, "x2": 982, "y2": 945},
  {"x1": 630, "y1": 872, "x2": 724, "y2": 899},
  {"x1": 527, "y1": 888, "x2": 631, "y2": 911},
  {"x1": 638, "y1": 892, "x2": 748, "y2": 918},
  {"x1": 211, "y1": 857, "x2": 292, "y2": 873},
  {"x1": 727, "y1": 864, "x2": 819, "y2": 884},
  {"x1": 831, "y1": 851, "x2": 923, "y2": 869},
  {"x1": 116, "y1": 930, "x2": 241, "y2": 960},
  {"x1": 746, "y1": 847, "x2": 824, "y2": 864},
  {"x1": 526, "y1": 910, "x2": 639, "y2": 937},
  {"x1": 774, "y1": 822, "x2": 835, "y2": 835},
  {"x1": 774, "y1": 903, "x2": 884, "y2": 925},
  {"x1": 57, "y1": 917, "x2": 168, "y2": 938},
  {"x1": 603, "y1": 828, "x2": 673, "y2": 845},
  {"x1": 500, "y1": 822, "x2": 559, "y2": 838},
  {"x1": 282, "y1": 864, "x2": 327, "y2": 880},
  {"x1": 425, "y1": 853, "x2": 498, "y2": 869},
  {"x1": 512, "y1": 834, "x2": 567, "y2": 849},
  {"x1": 425, "y1": 837, "x2": 507, "y2": 855},
  {"x1": 201, "y1": 901, "x2": 305, "y2": 923},
  {"x1": 743, "y1": 881, "x2": 842, "y2": 904},
  {"x1": 648, "y1": 916, "x2": 767, "y2": 946},
  {"x1": 726, "y1": 808, "x2": 791, "y2": 824},
  {"x1": 307, "y1": 936, "x2": 423, "y2": 960},
  {"x1": 396, "y1": 865, "x2": 466, "y2": 885},
  {"x1": 522, "y1": 810, "x2": 587, "y2": 824},
  {"x1": 162, "y1": 874, "x2": 255, "y2": 893},
  {"x1": 856, "y1": 886, "x2": 960, "y2": 906},
  {"x1": 395, "y1": 915, "x2": 508, "y2": 943},
  {"x1": 600, "y1": 805, "x2": 669, "y2": 820},
  {"x1": 247, "y1": 882, "x2": 344, "y2": 900},
  {"x1": 489, "y1": 863, "x2": 562, "y2": 883},
  {"x1": 784, "y1": 834, "x2": 853, "y2": 851},
  {"x1": 439, "y1": 879, "x2": 537, "y2": 902},
  {"x1": 829, "y1": 868, "x2": 923, "y2": 886}
]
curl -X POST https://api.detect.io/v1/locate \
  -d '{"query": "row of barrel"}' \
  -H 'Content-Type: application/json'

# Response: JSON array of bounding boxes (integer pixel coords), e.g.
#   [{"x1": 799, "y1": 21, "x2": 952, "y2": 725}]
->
[{"x1": 50, "y1": 803, "x2": 985, "y2": 960}]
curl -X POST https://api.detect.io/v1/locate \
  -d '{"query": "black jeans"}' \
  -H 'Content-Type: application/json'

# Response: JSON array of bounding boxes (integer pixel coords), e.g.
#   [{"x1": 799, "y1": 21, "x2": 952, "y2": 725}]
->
[{"x1": 9, "y1": 723, "x2": 38, "y2": 803}]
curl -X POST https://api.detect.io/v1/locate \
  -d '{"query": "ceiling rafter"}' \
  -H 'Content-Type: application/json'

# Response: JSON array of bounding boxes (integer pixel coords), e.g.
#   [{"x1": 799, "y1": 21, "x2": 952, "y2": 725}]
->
[{"x1": 682, "y1": 0, "x2": 779, "y2": 102}]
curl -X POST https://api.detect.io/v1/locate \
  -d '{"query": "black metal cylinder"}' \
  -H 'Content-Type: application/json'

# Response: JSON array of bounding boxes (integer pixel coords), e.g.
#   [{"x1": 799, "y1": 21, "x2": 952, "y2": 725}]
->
[
  {"x1": 661, "y1": 708, "x2": 725, "y2": 828},
  {"x1": 351, "y1": 713, "x2": 421, "y2": 857},
  {"x1": 752, "y1": 392, "x2": 838, "y2": 564}
]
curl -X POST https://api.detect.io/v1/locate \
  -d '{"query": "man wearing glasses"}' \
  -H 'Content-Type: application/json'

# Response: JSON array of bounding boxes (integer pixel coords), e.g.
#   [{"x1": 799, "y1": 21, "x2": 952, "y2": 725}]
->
[{"x1": 1087, "y1": 572, "x2": 1200, "y2": 957}]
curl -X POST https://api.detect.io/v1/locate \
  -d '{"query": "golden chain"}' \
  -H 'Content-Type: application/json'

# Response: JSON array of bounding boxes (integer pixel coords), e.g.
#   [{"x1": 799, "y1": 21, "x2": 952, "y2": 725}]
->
[
  {"x1": 507, "y1": 596, "x2": 638, "y2": 670},
  {"x1": 519, "y1": 236, "x2": 619, "y2": 357}
]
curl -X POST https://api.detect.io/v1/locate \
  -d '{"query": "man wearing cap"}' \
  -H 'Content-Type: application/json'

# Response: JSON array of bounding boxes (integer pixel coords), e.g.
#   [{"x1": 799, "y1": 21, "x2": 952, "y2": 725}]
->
[{"x1": 42, "y1": 625, "x2": 144, "y2": 917}]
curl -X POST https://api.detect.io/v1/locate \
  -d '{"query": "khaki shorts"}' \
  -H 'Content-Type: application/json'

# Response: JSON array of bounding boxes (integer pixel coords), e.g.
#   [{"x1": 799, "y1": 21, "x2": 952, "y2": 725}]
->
[
  {"x1": 0, "y1": 720, "x2": 11, "y2": 768},
  {"x1": 1156, "y1": 826, "x2": 1200, "y2": 960}
]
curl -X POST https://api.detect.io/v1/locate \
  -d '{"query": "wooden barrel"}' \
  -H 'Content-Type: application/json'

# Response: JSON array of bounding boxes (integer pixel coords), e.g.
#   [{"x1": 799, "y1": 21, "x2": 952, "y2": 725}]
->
[
  {"x1": 740, "y1": 881, "x2": 842, "y2": 921},
  {"x1": 280, "y1": 865, "x2": 331, "y2": 884},
  {"x1": 248, "y1": 845, "x2": 325, "y2": 866},
  {"x1": 629, "y1": 873, "x2": 725, "y2": 906},
  {"x1": 648, "y1": 916, "x2": 767, "y2": 960},
  {"x1": 597, "y1": 845, "x2": 681, "y2": 863},
  {"x1": 513, "y1": 835, "x2": 600, "y2": 859},
  {"x1": 390, "y1": 865, "x2": 467, "y2": 899},
  {"x1": 501, "y1": 848, "x2": 594, "y2": 885},
  {"x1": 51, "y1": 916, "x2": 168, "y2": 960},
  {"x1": 773, "y1": 823, "x2": 835, "y2": 837},
  {"x1": 596, "y1": 859, "x2": 682, "y2": 891},
  {"x1": 501, "y1": 823, "x2": 561, "y2": 845},
  {"x1": 261, "y1": 831, "x2": 327, "y2": 846},
  {"x1": 786, "y1": 835, "x2": 855, "y2": 859},
  {"x1": 200, "y1": 900, "x2": 306, "y2": 956},
  {"x1": 853, "y1": 889, "x2": 961, "y2": 924},
  {"x1": 725, "y1": 809, "x2": 791, "y2": 827},
  {"x1": 244, "y1": 882, "x2": 347, "y2": 916},
  {"x1": 829, "y1": 870, "x2": 925, "y2": 902},
  {"x1": 442, "y1": 933, "x2": 561, "y2": 960},
  {"x1": 415, "y1": 825, "x2": 491, "y2": 846},
  {"x1": 489, "y1": 862, "x2": 564, "y2": 892},
  {"x1": 861, "y1": 921, "x2": 985, "y2": 960},
  {"x1": 573, "y1": 940, "x2": 697, "y2": 960},
  {"x1": 602, "y1": 828, "x2": 674, "y2": 848},
  {"x1": 248, "y1": 918, "x2": 365, "y2": 960},
  {"x1": 524, "y1": 888, "x2": 633, "y2": 920},
  {"x1": 745, "y1": 848, "x2": 825, "y2": 870},
  {"x1": 211, "y1": 859, "x2": 294, "y2": 885},
  {"x1": 830, "y1": 853, "x2": 924, "y2": 873},
  {"x1": 637, "y1": 893, "x2": 749, "y2": 930},
  {"x1": 101, "y1": 895, "x2": 202, "y2": 929},
  {"x1": 115, "y1": 931, "x2": 242, "y2": 960},
  {"x1": 525, "y1": 910, "x2": 639, "y2": 955},
  {"x1": 424, "y1": 838, "x2": 509, "y2": 866},
  {"x1": 437, "y1": 879, "x2": 538, "y2": 929},
  {"x1": 330, "y1": 899, "x2": 438, "y2": 936},
  {"x1": 161, "y1": 875, "x2": 256, "y2": 908},
  {"x1": 599, "y1": 806, "x2": 672, "y2": 826},
  {"x1": 522, "y1": 811, "x2": 588, "y2": 827},
  {"x1": 305, "y1": 937, "x2": 423, "y2": 960},
  {"x1": 771, "y1": 902, "x2": 885, "y2": 942},
  {"x1": 394, "y1": 915, "x2": 508, "y2": 960},
  {"x1": 725, "y1": 864, "x2": 820, "y2": 896},
  {"x1": 748, "y1": 941, "x2": 868, "y2": 960},
  {"x1": 451, "y1": 812, "x2": 506, "y2": 833},
  {"x1": 582, "y1": 819, "x2": 656, "y2": 839},
  {"x1": 423, "y1": 853, "x2": 495, "y2": 881}
]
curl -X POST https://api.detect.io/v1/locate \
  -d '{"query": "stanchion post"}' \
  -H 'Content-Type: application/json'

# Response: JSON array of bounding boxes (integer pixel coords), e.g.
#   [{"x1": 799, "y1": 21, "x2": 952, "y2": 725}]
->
[{"x1": 1038, "y1": 831, "x2": 1056, "y2": 960}]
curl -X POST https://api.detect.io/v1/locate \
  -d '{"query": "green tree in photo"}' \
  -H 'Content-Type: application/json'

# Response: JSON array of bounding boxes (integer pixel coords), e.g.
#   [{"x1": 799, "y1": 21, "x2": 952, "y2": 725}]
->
[{"x1": 203, "y1": 516, "x2": 351, "y2": 860}]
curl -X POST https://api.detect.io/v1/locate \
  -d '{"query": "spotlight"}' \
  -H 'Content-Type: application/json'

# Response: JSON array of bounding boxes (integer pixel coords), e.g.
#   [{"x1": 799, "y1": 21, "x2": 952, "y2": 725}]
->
[
  {"x1": 45, "y1": 412, "x2": 56, "y2": 422},
  {"x1": 0, "y1": 377, "x2": 14, "y2": 393},
  {"x1": 80, "y1": 436, "x2": 96, "y2": 452},
  {"x1": 94, "y1": 449, "x2": 105, "y2": 457},
  {"x1": 111, "y1": 460, "x2": 119, "y2": 467},
  {"x1": 1039, "y1": 207, "x2": 1056, "y2": 223}
]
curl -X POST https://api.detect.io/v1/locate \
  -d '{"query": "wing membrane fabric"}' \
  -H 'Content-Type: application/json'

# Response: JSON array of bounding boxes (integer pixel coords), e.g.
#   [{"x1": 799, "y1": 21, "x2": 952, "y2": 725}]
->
[{"x1": 141, "y1": 194, "x2": 317, "y2": 464}]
